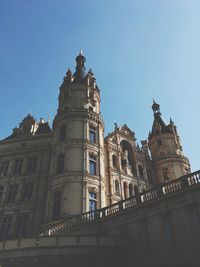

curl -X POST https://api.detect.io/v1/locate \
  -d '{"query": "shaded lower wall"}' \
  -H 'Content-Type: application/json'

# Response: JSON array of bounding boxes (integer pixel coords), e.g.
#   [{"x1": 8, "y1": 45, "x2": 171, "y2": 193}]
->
[
  {"x1": 1, "y1": 185, "x2": 200, "y2": 267},
  {"x1": 0, "y1": 235, "x2": 132, "y2": 267},
  {"x1": 99, "y1": 185, "x2": 200, "y2": 267}
]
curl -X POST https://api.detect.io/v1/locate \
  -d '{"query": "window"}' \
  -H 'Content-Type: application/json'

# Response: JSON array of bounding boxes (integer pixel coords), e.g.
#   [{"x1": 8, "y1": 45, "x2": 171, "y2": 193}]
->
[
  {"x1": 123, "y1": 182, "x2": 128, "y2": 199},
  {"x1": 129, "y1": 184, "x2": 133, "y2": 197},
  {"x1": 134, "y1": 185, "x2": 139, "y2": 195},
  {"x1": 13, "y1": 159, "x2": 23, "y2": 175},
  {"x1": 56, "y1": 154, "x2": 65, "y2": 174},
  {"x1": 1, "y1": 216, "x2": 12, "y2": 239},
  {"x1": 89, "y1": 154, "x2": 97, "y2": 175},
  {"x1": 147, "y1": 169, "x2": 153, "y2": 184},
  {"x1": 89, "y1": 126, "x2": 96, "y2": 143},
  {"x1": 0, "y1": 185, "x2": 4, "y2": 202},
  {"x1": 16, "y1": 214, "x2": 28, "y2": 238},
  {"x1": 112, "y1": 155, "x2": 117, "y2": 168},
  {"x1": 157, "y1": 139, "x2": 163, "y2": 147},
  {"x1": 163, "y1": 168, "x2": 169, "y2": 182},
  {"x1": 52, "y1": 192, "x2": 61, "y2": 220},
  {"x1": 27, "y1": 157, "x2": 37, "y2": 174},
  {"x1": 115, "y1": 180, "x2": 120, "y2": 195},
  {"x1": 89, "y1": 192, "x2": 97, "y2": 211},
  {"x1": 138, "y1": 165, "x2": 144, "y2": 179},
  {"x1": 0, "y1": 161, "x2": 9, "y2": 176},
  {"x1": 59, "y1": 125, "x2": 66, "y2": 142},
  {"x1": 22, "y1": 183, "x2": 33, "y2": 202},
  {"x1": 7, "y1": 184, "x2": 18, "y2": 203}
]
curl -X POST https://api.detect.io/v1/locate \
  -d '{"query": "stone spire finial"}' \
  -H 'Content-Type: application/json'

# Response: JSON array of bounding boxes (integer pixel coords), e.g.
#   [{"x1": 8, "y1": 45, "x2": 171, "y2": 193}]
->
[
  {"x1": 152, "y1": 98, "x2": 161, "y2": 115},
  {"x1": 74, "y1": 50, "x2": 86, "y2": 79}
]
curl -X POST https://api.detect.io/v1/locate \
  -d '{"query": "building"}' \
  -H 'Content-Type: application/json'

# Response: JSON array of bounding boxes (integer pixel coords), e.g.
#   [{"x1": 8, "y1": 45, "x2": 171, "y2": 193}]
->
[{"x1": 0, "y1": 51, "x2": 191, "y2": 241}]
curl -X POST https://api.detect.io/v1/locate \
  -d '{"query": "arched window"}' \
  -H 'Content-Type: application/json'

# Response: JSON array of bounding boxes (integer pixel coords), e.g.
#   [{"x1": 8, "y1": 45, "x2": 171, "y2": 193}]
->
[
  {"x1": 52, "y1": 192, "x2": 61, "y2": 221},
  {"x1": 7, "y1": 184, "x2": 18, "y2": 203},
  {"x1": 56, "y1": 154, "x2": 65, "y2": 174},
  {"x1": 138, "y1": 165, "x2": 144, "y2": 179},
  {"x1": 22, "y1": 183, "x2": 33, "y2": 202},
  {"x1": 129, "y1": 184, "x2": 133, "y2": 197},
  {"x1": 115, "y1": 180, "x2": 120, "y2": 195},
  {"x1": 59, "y1": 125, "x2": 66, "y2": 142},
  {"x1": 123, "y1": 182, "x2": 128, "y2": 199},
  {"x1": 112, "y1": 155, "x2": 117, "y2": 168},
  {"x1": 134, "y1": 185, "x2": 139, "y2": 195}
]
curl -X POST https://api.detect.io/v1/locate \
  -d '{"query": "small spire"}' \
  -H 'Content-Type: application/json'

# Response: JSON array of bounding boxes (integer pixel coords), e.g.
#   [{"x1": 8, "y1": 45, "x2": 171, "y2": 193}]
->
[
  {"x1": 170, "y1": 118, "x2": 174, "y2": 124},
  {"x1": 88, "y1": 68, "x2": 93, "y2": 76},
  {"x1": 152, "y1": 99, "x2": 161, "y2": 115},
  {"x1": 113, "y1": 120, "x2": 118, "y2": 130},
  {"x1": 74, "y1": 50, "x2": 86, "y2": 79},
  {"x1": 63, "y1": 68, "x2": 73, "y2": 82}
]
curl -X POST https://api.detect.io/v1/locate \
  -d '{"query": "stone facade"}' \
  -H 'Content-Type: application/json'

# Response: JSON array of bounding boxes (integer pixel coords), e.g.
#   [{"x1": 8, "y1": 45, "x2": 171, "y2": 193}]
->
[{"x1": 0, "y1": 52, "x2": 190, "y2": 240}]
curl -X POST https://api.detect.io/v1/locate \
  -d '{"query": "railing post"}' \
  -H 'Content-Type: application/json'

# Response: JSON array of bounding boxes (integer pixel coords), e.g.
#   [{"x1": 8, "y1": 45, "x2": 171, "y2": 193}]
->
[
  {"x1": 119, "y1": 201, "x2": 124, "y2": 211},
  {"x1": 180, "y1": 175, "x2": 188, "y2": 188},
  {"x1": 94, "y1": 209, "x2": 100, "y2": 220},
  {"x1": 136, "y1": 193, "x2": 142, "y2": 204},
  {"x1": 156, "y1": 186, "x2": 164, "y2": 197}
]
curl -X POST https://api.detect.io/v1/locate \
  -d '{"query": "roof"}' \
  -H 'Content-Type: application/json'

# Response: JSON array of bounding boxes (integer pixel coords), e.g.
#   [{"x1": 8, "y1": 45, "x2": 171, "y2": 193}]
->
[{"x1": 35, "y1": 123, "x2": 52, "y2": 135}]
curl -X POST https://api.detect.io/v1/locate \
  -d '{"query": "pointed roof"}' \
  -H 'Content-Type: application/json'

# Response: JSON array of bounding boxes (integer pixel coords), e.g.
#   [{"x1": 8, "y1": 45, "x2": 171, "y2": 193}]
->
[
  {"x1": 74, "y1": 50, "x2": 86, "y2": 79},
  {"x1": 35, "y1": 122, "x2": 52, "y2": 135},
  {"x1": 149, "y1": 101, "x2": 173, "y2": 139}
]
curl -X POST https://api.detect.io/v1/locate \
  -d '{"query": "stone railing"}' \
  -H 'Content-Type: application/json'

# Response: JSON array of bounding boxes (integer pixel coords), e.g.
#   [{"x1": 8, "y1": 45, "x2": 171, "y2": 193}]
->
[{"x1": 40, "y1": 170, "x2": 200, "y2": 237}]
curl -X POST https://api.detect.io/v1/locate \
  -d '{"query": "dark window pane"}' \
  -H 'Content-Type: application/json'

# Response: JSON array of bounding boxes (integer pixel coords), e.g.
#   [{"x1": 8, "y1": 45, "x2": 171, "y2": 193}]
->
[
  {"x1": 22, "y1": 183, "x2": 33, "y2": 202},
  {"x1": 138, "y1": 165, "x2": 144, "y2": 179},
  {"x1": 115, "y1": 180, "x2": 120, "y2": 195},
  {"x1": 89, "y1": 192, "x2": 97, "y2": 211},
  {"x1": 59, "y1": 126, "x2": 66, "y2": 142},
  {"x1": 1, "y1": 216, "x2": 12, "y2": 239},
  {"x1": 27, "y1": 157, "x2": 37, "y2": 174},
  {"x1": 52, "y1": 192, "x2": 61, "y2": 220},
  {"x1": 89, "y1": 155, "x2": 96, "y2": 175},
  {"x1": 89, "y1": 127, "x2": 96, "y2": 143},
  {"x1": 0, "y1": 161, "x2": 9, "y2": 177},
  {"x1": 0, "y1": 186, "x2": 4, "y2": 203},
  {"x1": 16, "y1": 214, "x2": 28, "y2": 238},
  {"x1": 7, "y1": 184, "x2": 18, "y2": 203},
  {"x1": 13, "y1": 159, "x2": 23, "y2": 175}
]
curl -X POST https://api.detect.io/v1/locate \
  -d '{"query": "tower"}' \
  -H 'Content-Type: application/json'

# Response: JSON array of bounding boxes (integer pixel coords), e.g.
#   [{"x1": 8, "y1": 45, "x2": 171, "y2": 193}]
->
[
  {"x1": 148, "y1": 100, "x2": 191, "y2": 184},
  {"x1": 45, "y1": 51, "x2": 106, "y2": 222}
]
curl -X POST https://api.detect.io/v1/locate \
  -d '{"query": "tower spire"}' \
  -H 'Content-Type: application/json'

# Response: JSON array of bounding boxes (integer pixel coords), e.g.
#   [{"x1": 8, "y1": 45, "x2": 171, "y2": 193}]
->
[
  {"x1": 152, "y1": 99, "x2": 161, "y2": 115},
  {"x1": 74, "y1": 49, "x2": 86, "y2": 79}
]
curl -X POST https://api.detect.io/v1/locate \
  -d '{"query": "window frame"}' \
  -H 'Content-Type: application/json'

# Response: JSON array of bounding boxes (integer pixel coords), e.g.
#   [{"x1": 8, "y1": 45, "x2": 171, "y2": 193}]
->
[{"x1": 89, "y1": 154, "x2": 97, "y2": 175}]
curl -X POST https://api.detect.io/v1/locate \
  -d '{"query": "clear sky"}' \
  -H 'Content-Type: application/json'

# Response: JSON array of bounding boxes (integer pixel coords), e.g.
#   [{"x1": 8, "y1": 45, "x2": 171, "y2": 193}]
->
[{"x1": 0, "y1": 0, "x2": 199, "y2": 171}]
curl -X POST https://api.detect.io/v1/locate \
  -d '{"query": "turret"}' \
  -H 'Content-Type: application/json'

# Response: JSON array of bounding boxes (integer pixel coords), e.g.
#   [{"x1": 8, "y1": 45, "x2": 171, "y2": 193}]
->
[
  {"x1": 148, "y1": 100, "x2": 190, "y2": 184},
  {"x1": 45, "y1": 51, "x2": 106, "y2": 223}
]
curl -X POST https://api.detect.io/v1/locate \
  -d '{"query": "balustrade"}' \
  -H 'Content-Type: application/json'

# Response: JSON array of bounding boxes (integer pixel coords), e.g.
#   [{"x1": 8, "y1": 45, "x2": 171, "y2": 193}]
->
[{"x1": 40, "y1": 170, "x2": 200, "y2": 237}]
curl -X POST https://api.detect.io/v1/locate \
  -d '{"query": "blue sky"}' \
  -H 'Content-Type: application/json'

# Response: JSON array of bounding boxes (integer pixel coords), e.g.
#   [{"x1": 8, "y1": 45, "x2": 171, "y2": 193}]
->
[{"x1": 0, "y1": 0, "x2": 199, "y2": 170}]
